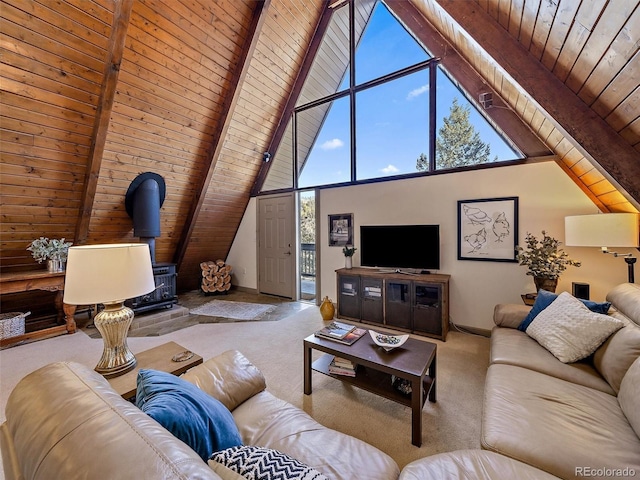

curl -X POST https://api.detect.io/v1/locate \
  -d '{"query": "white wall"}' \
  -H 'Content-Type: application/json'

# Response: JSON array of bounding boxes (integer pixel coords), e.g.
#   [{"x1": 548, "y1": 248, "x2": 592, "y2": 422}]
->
[
  {"x1": 230, "y1": 161, "x2": 636, "y2": 329},
  {"x1": 226, "y1": 197, "x2": 258, "y2": 290}
]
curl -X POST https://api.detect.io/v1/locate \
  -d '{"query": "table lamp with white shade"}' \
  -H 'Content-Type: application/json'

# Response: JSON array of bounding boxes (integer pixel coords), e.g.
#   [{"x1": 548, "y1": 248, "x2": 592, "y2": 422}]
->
[
  {"x1": 63, "y1": 243, "x2": 156, "y2": 377},
  {"x1": 565, "y1": 213, "x2": 640, "y2": 283}
]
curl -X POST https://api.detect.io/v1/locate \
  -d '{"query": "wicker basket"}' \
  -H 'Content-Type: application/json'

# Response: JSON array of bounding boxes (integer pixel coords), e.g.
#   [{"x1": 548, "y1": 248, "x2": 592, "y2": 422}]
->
[{"x1": 0, "y1": 312, "x2": 30, "y2": 340}]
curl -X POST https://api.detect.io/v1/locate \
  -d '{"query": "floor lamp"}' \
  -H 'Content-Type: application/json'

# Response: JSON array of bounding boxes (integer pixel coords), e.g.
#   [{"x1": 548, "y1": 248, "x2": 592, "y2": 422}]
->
[
  {"x1": 565, "y1": 213, "x2": 640, "y2": 283},
  {"x1": 64, "y1": 244, "x2": 156, "y2": 377}
]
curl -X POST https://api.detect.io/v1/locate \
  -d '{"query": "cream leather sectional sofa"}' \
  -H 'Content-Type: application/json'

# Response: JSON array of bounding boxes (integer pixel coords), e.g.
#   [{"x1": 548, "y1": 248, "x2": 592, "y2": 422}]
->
[
  {"x1": 1, "y1": 350, "x2": 400, "y2": 480},
  {"x1": 3, "y1": 284, "x2": 639, "y2": 480},
  {"x1": 401, "y1": 282, "x2": 640, "y2": 479},
  {"x1": 484, "y1": 282, "x2": 640, "y2": 479}
]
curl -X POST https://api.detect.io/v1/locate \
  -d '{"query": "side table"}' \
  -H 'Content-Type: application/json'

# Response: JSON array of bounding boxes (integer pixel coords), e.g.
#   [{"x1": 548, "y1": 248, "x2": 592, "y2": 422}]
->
[
  {"x1": 107, "y1": 341, "x2": 203, "y2": 400},
  {"x1": 521, "y1": 293, "x2": 537, "y2": 306}
]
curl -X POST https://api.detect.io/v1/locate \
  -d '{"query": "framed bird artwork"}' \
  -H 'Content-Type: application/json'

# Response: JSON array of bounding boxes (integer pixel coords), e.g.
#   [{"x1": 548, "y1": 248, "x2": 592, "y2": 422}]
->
[{"x1": 457, "y1": 197, "x2": 519, "y2": 262}]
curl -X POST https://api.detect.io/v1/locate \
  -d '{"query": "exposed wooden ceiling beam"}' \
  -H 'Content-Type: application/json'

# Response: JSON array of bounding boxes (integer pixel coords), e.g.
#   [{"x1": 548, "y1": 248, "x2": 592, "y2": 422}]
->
[
  {"x1": 250, "y1": 3, "x2": 335, "y2": 196},
  {"x1": 74, "y1": 0, "x2": 134, "y2": 244},
  {"x1": 387, "y1": 0, "x2": 550, "y2": 158},
  {"x1": 173, "y1": 0, "x2": 271, "y2": 269},
  {"x1": 434, "y1": 0, "x2": 640, "y2": 207},
  {"x1": 329, "y1": 0, "x2": 349, "y2": 8}
]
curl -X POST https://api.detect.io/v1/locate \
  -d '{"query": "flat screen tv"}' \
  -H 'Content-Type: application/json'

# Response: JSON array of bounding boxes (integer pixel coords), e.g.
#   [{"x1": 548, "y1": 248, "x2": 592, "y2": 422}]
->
[{"x1": 360, "y1": 225, "x2": 440, "y2": 271}]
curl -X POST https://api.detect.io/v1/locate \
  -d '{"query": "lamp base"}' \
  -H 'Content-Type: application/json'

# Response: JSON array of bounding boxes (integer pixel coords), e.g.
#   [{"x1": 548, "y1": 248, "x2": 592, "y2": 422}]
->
[{"x1": 93, "y1": 302, "x2": 137, "y2": 378}]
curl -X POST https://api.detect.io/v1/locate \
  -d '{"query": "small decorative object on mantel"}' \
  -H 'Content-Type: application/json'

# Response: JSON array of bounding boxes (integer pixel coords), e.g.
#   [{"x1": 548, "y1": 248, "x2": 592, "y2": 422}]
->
[
  {"x1": 320, "y1": 296, "x2": 335, "y2": 321},
  {"x1": 516, "y1": 231, "x2": 581, "y2": 293},
  {"x1": 26, "y1": 237, "x2": 72, "y2": 273},
  {"x1": 342, "y1": 245, "x2": 357, "y2": 269}
]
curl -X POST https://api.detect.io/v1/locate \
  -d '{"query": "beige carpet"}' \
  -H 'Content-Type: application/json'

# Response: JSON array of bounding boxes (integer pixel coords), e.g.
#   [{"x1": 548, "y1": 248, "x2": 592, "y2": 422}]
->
[{"x1": 0, "y1": 303, "x2": 490, "y2": 470}]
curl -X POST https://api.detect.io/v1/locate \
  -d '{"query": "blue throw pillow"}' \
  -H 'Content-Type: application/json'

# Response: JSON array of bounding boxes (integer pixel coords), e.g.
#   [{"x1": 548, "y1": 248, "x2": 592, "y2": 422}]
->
[
  {"x1": 136, "y1": 369, "x2": 243, "y2": 461},
  {"x1": 518, "y1": 289, "x2": 611, "y2": 332}
]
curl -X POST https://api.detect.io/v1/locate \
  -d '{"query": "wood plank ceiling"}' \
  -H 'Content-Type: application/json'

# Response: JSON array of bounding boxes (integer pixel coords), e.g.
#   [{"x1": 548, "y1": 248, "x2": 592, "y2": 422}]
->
[
  {"x1": 412, "y1": 0, "x2": 640, "y2": 213},
  {"x1": 1, "y1": 0, "x2": 638, "y2": 293},
  {"x1": 1, "y1": 0, "x2": 324, "y2": 290}
]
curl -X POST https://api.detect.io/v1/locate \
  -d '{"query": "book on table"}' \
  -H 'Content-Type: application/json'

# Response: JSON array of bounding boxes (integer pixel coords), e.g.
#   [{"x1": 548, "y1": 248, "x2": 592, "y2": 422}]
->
[
  {"x1": 315, "y1": 321, "x2": 356, "y2": 340},
  {"x1": 315, "y1": 327, "x2": 367, "y2": 346},
  {"x1": 332, "y1": 356, "x2": 355, "y2": 369},
  {"x1": 329, "y1": 356, "x2": 357, "y2": 376}
]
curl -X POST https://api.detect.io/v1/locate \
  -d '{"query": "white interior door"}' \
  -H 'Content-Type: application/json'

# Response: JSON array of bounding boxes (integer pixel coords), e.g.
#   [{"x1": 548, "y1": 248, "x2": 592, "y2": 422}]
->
[{"x1": 258, "y1": 193, "x2": 295, "y2": 298}]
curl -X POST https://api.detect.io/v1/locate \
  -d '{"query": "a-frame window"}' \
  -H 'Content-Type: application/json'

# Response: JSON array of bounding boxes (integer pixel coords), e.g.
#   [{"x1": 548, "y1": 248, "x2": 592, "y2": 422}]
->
[
  {"x1": 260, "y1": 0, "x2": 521, "y2": 193},
  {"x1": 434, "y1": 67, "x2": 520, "y2": 169}
]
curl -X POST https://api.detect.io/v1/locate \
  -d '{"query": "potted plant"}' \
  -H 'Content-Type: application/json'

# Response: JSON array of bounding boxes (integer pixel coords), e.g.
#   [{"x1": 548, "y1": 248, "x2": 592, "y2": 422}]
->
[
  {"x1": 27, "y1": 237, "x2": 73, "y2": 272},
  {"x1": 342, "y1": 245, "x2": 357, "y2": 269},
  {"x1": 516, "y1": 231, "x2": 580, "y2": 292}
]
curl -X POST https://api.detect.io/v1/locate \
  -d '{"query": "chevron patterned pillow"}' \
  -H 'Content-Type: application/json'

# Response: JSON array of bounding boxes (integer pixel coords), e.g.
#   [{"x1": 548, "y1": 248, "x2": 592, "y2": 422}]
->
[{"x1": 209, "y1": 445, "x2": 328, "y2": 480}]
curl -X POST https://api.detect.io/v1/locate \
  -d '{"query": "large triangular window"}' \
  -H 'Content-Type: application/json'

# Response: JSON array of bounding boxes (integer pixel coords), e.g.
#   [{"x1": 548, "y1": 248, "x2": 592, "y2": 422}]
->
[
  {"x1": 260, "y1": 0, "x2": 521, "y2": 193},
  {"x1": 433, "y1": 67, "x2": 520, "y2": 169}
]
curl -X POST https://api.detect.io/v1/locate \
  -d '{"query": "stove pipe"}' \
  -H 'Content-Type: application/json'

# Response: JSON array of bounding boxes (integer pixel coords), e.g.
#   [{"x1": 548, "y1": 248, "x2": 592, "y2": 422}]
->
[{"x1": 125, "y1": 172, "x2": 166, "y2": 264}]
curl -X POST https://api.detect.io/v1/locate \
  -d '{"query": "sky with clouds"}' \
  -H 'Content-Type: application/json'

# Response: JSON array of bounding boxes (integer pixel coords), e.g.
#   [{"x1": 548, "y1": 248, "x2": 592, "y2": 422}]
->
[{"x1": 297, "y1": 2, "x2": 518, "y2": 189}]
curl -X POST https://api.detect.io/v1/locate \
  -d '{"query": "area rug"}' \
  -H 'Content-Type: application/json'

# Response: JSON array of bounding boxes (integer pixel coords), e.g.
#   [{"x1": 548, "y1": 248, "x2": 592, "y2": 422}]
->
[{"x1": 190, "y1": 300, "x2": 276, "y2": 320}]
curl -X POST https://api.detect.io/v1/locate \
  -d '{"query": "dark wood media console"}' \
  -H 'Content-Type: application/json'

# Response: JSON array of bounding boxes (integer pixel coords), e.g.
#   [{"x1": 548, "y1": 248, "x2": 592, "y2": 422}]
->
[{"x1": 336, "y1": 268, "x2": 450, "y2": 341}]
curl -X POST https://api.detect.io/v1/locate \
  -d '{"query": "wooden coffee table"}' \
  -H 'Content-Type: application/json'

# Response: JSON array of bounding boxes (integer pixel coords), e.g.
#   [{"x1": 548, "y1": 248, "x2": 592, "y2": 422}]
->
[
  {"x1": 304, "y1": 331, "x2": 436, "y2": 446},
  {"x1": 107, "y1": 341, "x2": 203, "y2": 400}
]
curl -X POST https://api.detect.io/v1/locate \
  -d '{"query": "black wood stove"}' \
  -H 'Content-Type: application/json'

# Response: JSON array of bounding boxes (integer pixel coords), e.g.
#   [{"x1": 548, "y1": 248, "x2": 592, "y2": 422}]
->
[
  {"x1": 125, "y1": 262, "x2": 177, "y2": 314},
  {"x1": 124, "y1": 173, "x2": 178, "y2": 314}
]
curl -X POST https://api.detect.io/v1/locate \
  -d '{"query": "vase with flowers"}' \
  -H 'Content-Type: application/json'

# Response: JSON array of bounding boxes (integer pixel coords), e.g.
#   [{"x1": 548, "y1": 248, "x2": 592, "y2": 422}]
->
[
  {"x1": 516, "y1": 231, "x2": 580, "y2": 292},
  {"x1": 342, "y1": 245, "x2": 357, "y2": 269},
  {"x1": 27, "y1": 237, "x2": 73, "y2": 272}
]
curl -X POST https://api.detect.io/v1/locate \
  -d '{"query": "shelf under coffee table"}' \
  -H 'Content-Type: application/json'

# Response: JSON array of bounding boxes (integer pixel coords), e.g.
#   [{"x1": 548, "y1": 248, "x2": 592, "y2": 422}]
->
[{"x1": 304, "y1": 331, "x2": 436, "y2": 447}]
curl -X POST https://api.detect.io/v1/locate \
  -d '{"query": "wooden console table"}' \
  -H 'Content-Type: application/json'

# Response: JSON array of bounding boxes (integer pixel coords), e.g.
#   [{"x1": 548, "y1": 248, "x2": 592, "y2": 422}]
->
[{"x1": 0, "y1": 270, "x2": 77, "y2": 347}]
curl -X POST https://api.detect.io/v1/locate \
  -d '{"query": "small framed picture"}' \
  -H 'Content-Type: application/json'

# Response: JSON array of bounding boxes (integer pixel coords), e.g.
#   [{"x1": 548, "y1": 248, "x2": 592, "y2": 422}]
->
[
  {"x1": 328, "y1": 214, "x2": 353, "y2": 247},
  {"x1": 458, "y1": 197, "x2": 518, "y2": 262}
]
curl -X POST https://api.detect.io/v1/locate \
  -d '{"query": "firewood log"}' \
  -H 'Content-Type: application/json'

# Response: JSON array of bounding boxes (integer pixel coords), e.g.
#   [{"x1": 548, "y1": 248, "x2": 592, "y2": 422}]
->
[{"x1": 201, "y1": 260, "x2": 232, "y2": 293}]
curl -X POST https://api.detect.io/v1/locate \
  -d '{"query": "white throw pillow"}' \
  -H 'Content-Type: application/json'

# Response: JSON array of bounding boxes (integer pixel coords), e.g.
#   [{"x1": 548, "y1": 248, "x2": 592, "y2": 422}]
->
[{"x1": 526, "y1": 291, "x2": 624, "y2": 363}]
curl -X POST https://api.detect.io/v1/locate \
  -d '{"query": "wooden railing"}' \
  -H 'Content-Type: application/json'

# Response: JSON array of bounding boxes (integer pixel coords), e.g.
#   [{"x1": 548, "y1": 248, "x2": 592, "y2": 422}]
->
[{"x1": 300, "y1": 243, "x2": 316, "y2": 277}]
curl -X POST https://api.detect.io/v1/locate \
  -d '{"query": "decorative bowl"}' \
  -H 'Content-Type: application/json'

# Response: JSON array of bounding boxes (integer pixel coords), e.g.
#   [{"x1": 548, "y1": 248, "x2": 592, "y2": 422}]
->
[{"x1": 369, "y1": 330, "x2": 409, "y2": 352}]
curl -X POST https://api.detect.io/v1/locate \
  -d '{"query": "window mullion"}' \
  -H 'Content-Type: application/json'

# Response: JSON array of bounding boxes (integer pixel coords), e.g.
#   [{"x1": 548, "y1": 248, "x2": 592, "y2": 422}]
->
[
  {"x1": 349, "y1": 0, "x2": 356, "y2": 182},
  {"x1": 429, "y1": 62, "x2": 437, "y2": 171},
  {"x1": 293, "y1": 112, "x2": 298, "y2": 190}
]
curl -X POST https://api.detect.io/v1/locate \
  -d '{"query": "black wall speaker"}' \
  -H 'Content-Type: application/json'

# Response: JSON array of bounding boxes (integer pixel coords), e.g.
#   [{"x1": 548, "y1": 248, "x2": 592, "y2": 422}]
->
[{"x1": 572, "y1": 282, "x2": 590, "y2": 300}]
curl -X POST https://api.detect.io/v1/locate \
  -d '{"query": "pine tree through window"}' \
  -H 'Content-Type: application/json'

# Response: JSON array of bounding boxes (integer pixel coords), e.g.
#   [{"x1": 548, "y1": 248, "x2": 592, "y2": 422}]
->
[{"x1": 261, "y1": 0, "x2": 522, "y2": 193}]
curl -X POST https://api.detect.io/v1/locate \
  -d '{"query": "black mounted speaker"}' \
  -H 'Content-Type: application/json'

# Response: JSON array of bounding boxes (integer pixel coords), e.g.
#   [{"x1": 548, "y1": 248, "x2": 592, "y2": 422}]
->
[{"x1": 572, "y1": 282, "x2": 590, "y2": 300}]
